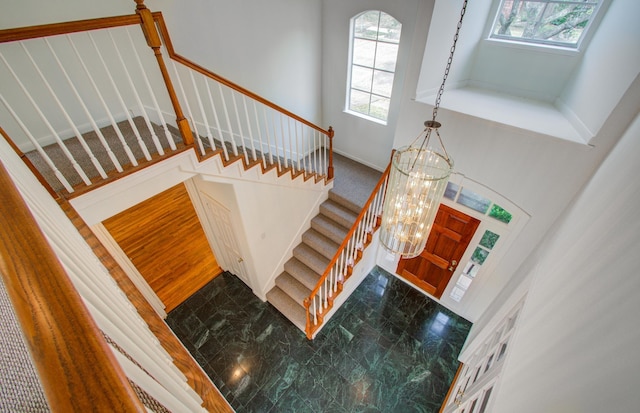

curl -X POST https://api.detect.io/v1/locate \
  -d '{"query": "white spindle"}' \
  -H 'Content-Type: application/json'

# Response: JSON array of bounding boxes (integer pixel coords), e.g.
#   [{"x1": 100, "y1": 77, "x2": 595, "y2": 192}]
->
[
  {"x1": 0, "y1": 93, "x2": 74, "y2": 192},
  {"x1": 45, "y1": 38, "x2": 123, "y2": 173},
  {"x1": 262, "y1": 107, "x2": 274, "y2": 167},
  {"x1": 172, "y1": 62, "x2": 204, "y2": 155},
  {"x1": 313, "y1": 297, "x2": 318, "y2": 325},
  {"x1": 218, "y1": 84, "x2": 238, "y2": 157},
  {"x1": 88, "y1": 32, "x2": 151, "y2": 162},
  {"x1": 68, "y1": 35, "x2": 137, "y2": 168},
  {"x1": 324, "y1": 278, "x2": 328, "y2": 308},
  {"x1": 204, "y1": 79, "x2": 221, "y2": 154},
  {"x1": 294, "y1": 121, "x2": 301, "y2": 172},
  {"x1": 189, "y1": 71, "x2": 215, "y2": 152},
  {"x1": 252, "y1": 101, "x2": 266, "y2": 168},
  {"x1": 0, "y1": 51, "x2": 92, "y2": 186},
  {"x1": 108, "y1": 30, "x2": 164, "y2": 156},
  {"x1": 242, "y1": 96, "x2": 257, "y2": 163},
  {"x1": 231, "y1": 92, "x2": 248, "y2": 164},
  {"x1": 272, "y1": 111, "x2": 282, "y2": 170},
  {"x1": 279, "y1": 114, "x2": 288, "y2": 169},
  {"x1": 287, "y1": 117, "x2": 295, "y2": 173},
  {"x1": 22, "y1": 43, "x2": 108, "y2": 180},
  {"x1": 125, "y1": 28, "x2": 176, "y2": 150}
]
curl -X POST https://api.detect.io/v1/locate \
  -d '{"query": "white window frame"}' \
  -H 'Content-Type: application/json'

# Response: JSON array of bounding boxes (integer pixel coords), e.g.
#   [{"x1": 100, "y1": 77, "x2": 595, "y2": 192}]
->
[
  {"x1": 345, "y1": 10, "x2": 402, "y2": 125},
  {"x1": 487, "y1": 0, "x2": 610, "y2": 51}
]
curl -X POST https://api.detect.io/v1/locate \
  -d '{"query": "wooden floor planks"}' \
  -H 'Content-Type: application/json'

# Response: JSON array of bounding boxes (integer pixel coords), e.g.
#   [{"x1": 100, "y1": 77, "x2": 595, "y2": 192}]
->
[{"x1": 103, "y1": 182, "x2": 221, "y2": 312}]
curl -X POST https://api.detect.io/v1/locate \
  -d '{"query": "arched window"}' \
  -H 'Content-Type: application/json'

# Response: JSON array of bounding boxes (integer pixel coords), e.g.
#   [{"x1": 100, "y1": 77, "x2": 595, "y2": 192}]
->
[{"x1": 346, "y1": 11, "x2": 402, "y2": 124}]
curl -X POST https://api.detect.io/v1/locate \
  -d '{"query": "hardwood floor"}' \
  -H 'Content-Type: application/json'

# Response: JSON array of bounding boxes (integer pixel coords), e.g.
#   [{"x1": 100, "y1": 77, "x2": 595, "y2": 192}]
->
[{"x1": 103, "y1": 182, "x2": 221, "y2": 312}]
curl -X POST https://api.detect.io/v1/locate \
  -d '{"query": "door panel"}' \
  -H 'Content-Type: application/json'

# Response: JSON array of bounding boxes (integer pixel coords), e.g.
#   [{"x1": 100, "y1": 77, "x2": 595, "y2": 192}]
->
[{"x1": 397, "y1": 204, "x2": 480, "y2": 299}]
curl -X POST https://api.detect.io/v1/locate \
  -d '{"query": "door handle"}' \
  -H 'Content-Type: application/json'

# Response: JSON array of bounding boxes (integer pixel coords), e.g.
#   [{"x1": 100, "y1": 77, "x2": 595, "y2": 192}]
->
[{"x1": 448, "y1": 260, "x2": 457, "y2": 271}]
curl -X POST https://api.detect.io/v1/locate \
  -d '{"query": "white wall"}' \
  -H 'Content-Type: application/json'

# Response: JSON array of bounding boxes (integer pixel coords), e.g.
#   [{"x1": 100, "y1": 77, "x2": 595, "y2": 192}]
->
[
  {"x1": 489, "y1": 114, "x2": 640, "y2": 412},
  {"x1": 321, "y1": 0, "x2": 423, "y2": 170},
  {"x1": 148, "y1": 0, "x2": 322, "y2": 125}
]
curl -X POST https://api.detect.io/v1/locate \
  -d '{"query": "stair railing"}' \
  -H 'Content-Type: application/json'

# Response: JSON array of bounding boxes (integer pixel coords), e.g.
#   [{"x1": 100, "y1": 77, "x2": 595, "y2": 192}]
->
[
  {"x1": 304, "y1": 161, "x2": 391, "y2": 339},
  {"x1": 0, "y1": 149, "x2": 146, "y2": 412},
  {"x1": 150, "y1": 8, "x2": 334, "y2": 181}
]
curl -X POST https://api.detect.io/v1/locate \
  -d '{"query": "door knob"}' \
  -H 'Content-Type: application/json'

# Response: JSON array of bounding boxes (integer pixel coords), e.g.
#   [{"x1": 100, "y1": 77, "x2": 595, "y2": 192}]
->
[{"x1": 448, "y1": 260, "x2": 457, "y2": 271}]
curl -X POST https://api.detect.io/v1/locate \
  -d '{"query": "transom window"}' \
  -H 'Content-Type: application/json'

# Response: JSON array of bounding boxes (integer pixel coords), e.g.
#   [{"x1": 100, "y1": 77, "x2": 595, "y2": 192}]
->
[
  {"x1": 490, "y1": 0, "x2": 605, "y2": 48},
  {"x1": 346, "y1": 11, "x2": 402, "y2": 123}
]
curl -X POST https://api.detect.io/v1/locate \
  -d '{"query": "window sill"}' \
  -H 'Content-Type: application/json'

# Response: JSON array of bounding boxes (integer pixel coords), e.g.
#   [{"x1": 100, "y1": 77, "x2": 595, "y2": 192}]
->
[
  {"x1": 416, "y1": 86, "x2": 592, "y2": 145},
  {"x1": 344, "y1": 109, "x2": 388, "y2": 126}
]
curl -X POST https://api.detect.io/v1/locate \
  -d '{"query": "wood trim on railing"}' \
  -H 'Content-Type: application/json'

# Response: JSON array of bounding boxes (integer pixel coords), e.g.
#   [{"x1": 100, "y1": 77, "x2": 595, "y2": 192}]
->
[
  {"x1": 305, "y1": 161, "x2": 391, "y2": 338},
  {"x1": 58, "y1": 200, "x2": 233, "y2": 413},
  {"x1": 0, "y1": 15, "x2": 142, "y2": 43},
  {"x1": 152, "y1": 12, "x2": 331, "y2": 137},
  {"x1": 0, "y1": 160, "x2": 145, "y2": 412},
  {"x1": 439, "y1": 362, "x2": 464, "y2": 413}
]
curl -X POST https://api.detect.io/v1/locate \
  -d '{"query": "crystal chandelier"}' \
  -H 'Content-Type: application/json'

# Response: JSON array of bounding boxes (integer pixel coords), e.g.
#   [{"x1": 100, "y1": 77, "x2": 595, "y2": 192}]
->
[{"x1": 379, "y1": 0, "x2": 467, "y2": 259}]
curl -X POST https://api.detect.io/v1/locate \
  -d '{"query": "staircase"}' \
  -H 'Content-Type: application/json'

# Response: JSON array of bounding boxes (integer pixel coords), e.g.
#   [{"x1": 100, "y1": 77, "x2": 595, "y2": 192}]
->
[{"x1": 266, "y1": 190, "x2": 361, "y2": 331}]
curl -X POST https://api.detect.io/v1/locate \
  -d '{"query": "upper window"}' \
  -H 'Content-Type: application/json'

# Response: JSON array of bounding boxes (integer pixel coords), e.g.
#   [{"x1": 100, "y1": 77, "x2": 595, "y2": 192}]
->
[
  {"x1": 346, "y1": 11, "x2": 402, "y2": 123},
  {"x1": 490, "y1": 0, "x2": 604, "y2": 48}
]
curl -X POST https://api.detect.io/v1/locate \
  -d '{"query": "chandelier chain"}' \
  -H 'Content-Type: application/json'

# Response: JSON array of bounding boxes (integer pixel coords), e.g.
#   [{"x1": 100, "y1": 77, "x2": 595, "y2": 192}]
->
[{"x1": 432, "y1": 0, "x2": 468, "y2": 121}]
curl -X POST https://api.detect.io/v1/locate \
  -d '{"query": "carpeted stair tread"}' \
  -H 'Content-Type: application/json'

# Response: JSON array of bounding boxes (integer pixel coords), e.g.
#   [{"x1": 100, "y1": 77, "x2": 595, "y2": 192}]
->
[
  {"x1": 293, "y1": 243, "x2": 331, "y2": 275},
  {"x1": 329, "y1": 190, "x2": 362, "y2": 215},
  {"x1": 319, "y1": 199, "x2": 358, "y2": 229},
  {"x1": 266, "y1": 287, "x2": 306, "y2": 331},
  {"x1": 302, "y1": 229, "x2": 340, "y2": 260},
  {"x1": 311, "y1": 214, "x2": 349, "y2": 245},
  {"x1": 284, "y1": 258, "x2": 321, "y2": 290},
  {"x1": 275, "y1": 272, "x2": 311, "y2": 307}
]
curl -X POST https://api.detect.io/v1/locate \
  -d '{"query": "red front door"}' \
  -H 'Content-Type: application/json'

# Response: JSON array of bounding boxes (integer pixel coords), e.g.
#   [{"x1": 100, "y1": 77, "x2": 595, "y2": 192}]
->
[{"x1": 396, "y1": 204, "x2": 480, "y2": 299}]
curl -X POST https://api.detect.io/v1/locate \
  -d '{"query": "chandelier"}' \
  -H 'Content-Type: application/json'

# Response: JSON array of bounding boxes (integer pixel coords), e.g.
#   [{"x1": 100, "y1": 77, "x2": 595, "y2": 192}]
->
[{"x1": 379, "y1": 0, "x2": 467, "y2": 259}]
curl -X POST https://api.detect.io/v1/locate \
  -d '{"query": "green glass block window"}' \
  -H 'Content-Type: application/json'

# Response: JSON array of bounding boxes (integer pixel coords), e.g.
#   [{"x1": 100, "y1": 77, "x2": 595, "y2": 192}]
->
[
  {"x1": 479, "y1": 230, "x2": 500, "y2": 250},
  {"x1": 489, "y1": 204, "x2": 513, "y2": 224},
  {"x1": 472, "y1": 247, "x2": 489, "y2": 265}
]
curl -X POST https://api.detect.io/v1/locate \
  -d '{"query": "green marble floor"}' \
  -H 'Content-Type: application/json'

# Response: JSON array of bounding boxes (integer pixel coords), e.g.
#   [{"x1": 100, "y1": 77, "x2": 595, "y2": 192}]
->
[{"x1": 166, "y1": 266, "x2": 472, "y2": 412}]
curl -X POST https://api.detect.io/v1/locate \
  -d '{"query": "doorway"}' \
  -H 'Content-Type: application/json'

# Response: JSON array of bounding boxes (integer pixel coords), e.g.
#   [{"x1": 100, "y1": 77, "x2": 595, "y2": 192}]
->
[
  {"x1": 396, "y1": 204, "x2": 480, "y2": 299},
  {"x1": 103, "y1": 182, "x2": 222, "y2": 312}
]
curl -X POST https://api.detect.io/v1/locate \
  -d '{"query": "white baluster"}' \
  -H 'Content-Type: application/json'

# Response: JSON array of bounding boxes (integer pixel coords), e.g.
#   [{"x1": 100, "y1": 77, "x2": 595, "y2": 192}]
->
[
  {"x1": 125, "y1": 28, "x2": 176, "y2": 150},
  {"x1": 45, "y1": 38, "x2": 124, "y2": 174},
  {"x1": 294, "y1": 121, "x2": 301, "y2": 172},
  {"x1": 287, "y1": 117, "x2": 295, "y2": 173},
  {"x1": 189, "y1": 71, "x2": 215, "y2": 152},
  {"x1": 204, "y1": 79, "x2": 227, "y2": 157},
  {"x1": 272, "y1": 111, "x2": 282, "y2": 170},
  {"x1": 68, "y1": 35, "x2": 137, "y2": 168},
  {"x1": 22, "y1": 42, "x2": 107, "y2": 180},
  {"x1": 0, "y1": 93, "x2": 73, "y2": 192},
  {"x1": 171, "y1": 62, "x2": 204, "y2": 155},
  {"x1": 279, "y1": 114, "x2": 288, "y2": 169},
  {"x1": 313, "y1": 297, "x2": 318, "y2": 325},
  {"x1": 262, "y1": 107, "x2": 274, "y2": 167},
  {"x1": 231, "y1": 92, "x2": 248, "y2": 164},
  {"x1": 218, "y1": 84, "x2": 238, "y2": 157},
  {"x1": 242, "y1": 96, "x2": 257, "y2": 163},
  {"x1": 108, "y1": 30, "x2": 164, "y2": 156},
  {"x1": 88, "y1": 32, "x2": 151, "y2": 162},
  {"x1": 324, "y1": 278, "x2": 328, "y2": 308},
  {"x1": 252, "y1": 101, "x2": 266, "y2": 168},
  {"x1": 0, "y1": 51, "x2": 92, "y2": 186}
]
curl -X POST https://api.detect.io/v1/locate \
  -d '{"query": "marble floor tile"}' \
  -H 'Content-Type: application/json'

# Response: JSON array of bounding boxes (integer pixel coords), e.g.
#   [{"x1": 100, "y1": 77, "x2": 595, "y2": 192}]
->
[{"x1": 166, "y1": 266, "x2": 472, "y2": 412}]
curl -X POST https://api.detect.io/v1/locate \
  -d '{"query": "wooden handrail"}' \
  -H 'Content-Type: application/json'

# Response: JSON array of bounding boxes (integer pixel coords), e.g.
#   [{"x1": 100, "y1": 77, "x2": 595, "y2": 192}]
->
[
  {"x1": 152, "y1": 13, "x2": 332, "y2": 137},
  {"x1": 0, "y1": 149, "x2": 145, "y2": 411},
  {"x1": 0, "y1": 15, "x2": 141, "y2": 43},
  {"x1": 304, "y1": 161, "x2": 391, "y2": 337}
]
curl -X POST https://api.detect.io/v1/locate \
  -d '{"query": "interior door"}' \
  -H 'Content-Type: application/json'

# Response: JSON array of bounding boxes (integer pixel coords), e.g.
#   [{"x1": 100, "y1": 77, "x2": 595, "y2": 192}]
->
[
  {"x1": 201, "y1": 194, "x2": 250, "y2": 285},
  {"x1": 397, "y1": 204, "x2": 480, "y2": 299}
]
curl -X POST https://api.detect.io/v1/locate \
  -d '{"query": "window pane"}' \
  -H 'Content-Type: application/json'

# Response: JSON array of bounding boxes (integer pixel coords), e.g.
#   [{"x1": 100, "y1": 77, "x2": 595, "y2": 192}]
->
[
  {"x1": 372, "y1": 70, "x2": 394, "y2": 97},
  {"x1": 354, "y1": 11, "x2": 380, "y2": 40},
  {"x1": 353, "y1": 38, "x2": 376, "y2": 67},
  {"x1": 369, "y1": 95, "x2": 390, "y2": 120},
  {"x1": 478, "y1": 387, "x2": 493, "y2": 413},
  {"x1": 479, "y1": 230, "x2": 500, "y2": 250},
  {"x1": 457, "y1": 188, "x2": 491, "y2": 214},
  {"x1": 349, "y1": 89, "x2": 370, "y2": 115},
  {"x1": 351, "y1": 65, "x2": 373, "y2": 92},
  {"x1": 472, "y1": 247, "x2": 489, "y2": 265},
  {"x1": 374, "y1": 42, "x2": 399, "y2": 71},
  {"x1": 444, "y1": 182, "x2": 459, "y2": 200},
  {"x1": 489, "y1": 204, "x2": 512, "y2": 223},
  {"x1": 379, "y1": 12, "x2": 402, "y2": 43},
  {"x1": 492, "y1": 0, "x2": 599, "y2": 47}
]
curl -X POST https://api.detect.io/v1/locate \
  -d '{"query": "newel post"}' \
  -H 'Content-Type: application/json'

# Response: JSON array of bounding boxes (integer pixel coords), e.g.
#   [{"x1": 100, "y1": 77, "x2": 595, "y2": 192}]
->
[
  {"x1": 134, "y1": 0, "x2": 193, "y2": 145},
  {"x1": 327, "y1": 126, "x2": 334, "y2": 180}
]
